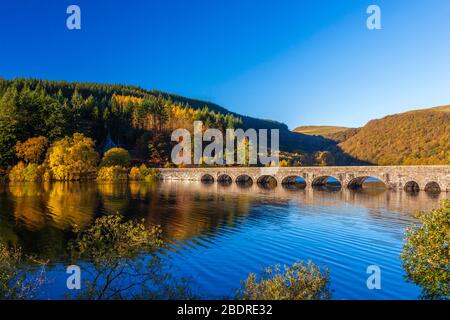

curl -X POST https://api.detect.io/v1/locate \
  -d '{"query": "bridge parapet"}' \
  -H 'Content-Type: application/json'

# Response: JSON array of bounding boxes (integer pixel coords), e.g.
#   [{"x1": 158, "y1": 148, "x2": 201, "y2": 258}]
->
[{"x1": 158, "y1": 166, "x2": 450, "y2": 192}]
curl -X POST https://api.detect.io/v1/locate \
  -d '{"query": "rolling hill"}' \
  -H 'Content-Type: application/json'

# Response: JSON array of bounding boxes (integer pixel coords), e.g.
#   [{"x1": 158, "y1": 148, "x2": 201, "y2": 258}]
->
[
  {"x1": 293, "y1": 125, "x2": 351, "y2": 136},
  {"x1": 293, "y1": 126, "x2": 360, "y2": 143},
  {"x1": 338, "y1": 106, "x2": 450, "y2": 165}
]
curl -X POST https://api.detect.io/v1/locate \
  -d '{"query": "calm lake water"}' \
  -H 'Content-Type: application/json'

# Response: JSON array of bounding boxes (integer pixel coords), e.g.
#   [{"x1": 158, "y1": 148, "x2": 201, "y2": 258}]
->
[{"x1": 0, "y1": 181, "x2": 447, "y2": 299}]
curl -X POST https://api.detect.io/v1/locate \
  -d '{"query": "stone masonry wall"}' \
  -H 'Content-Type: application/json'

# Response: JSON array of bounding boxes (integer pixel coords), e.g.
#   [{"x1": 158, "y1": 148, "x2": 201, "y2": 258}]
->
[{"x1": 158, "y1": 166, "x2": 450, "y2": 192}]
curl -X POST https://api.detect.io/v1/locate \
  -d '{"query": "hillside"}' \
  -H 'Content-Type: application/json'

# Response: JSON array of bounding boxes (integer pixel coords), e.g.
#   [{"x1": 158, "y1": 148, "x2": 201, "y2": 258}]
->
[
  {"x1": 0, "y1": 77, "x2": 359, "y2": 167},
  {"x1": 338, "y1": 106, "x2": 450, "y2": 165}
]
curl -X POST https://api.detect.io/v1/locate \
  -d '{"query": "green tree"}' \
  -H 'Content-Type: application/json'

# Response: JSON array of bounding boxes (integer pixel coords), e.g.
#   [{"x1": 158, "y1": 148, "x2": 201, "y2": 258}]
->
[
  {"x1": 401, "y1": 200, "x2": 450, "y2": 300},
  {"x1": 0, "y1": 87, "x2": 20, "y2": 166}
]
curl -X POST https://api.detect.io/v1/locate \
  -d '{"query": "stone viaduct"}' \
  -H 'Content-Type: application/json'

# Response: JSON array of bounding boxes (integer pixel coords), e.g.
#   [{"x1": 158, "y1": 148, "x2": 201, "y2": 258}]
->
[{"x1": 158, "y1": 166, "x2": 450, "y2": 192}]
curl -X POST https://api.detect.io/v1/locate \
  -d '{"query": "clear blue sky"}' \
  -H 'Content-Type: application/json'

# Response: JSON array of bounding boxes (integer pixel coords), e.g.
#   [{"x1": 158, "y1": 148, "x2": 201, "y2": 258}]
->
[{"x1": 1, "y1": 0, "x2": 450, "y2": 129}]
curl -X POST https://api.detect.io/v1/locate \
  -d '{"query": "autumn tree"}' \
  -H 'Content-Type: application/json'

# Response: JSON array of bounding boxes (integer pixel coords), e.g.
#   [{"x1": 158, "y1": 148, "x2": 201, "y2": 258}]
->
[
  {"x1": 100, "y1": 147, "x2": 131, "y2": 167},
  {"x1": 47, "y1": 133, "x2": 99, "y2": 181},
  {"x1": 15, "y1": 136, "x2": 48, "y2": 164}
]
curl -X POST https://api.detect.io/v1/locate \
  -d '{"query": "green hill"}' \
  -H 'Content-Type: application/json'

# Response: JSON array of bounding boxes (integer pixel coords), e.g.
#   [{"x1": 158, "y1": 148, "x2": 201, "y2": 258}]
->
[{"x1": 338, "y1": 106, "x2": 450, "y2": 165}]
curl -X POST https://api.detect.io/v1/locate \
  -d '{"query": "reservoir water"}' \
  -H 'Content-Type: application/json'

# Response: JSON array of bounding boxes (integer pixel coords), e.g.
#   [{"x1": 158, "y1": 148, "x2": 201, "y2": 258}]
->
[{"x1": 0, "y1": 181, "x2": 446, "y2": 299}]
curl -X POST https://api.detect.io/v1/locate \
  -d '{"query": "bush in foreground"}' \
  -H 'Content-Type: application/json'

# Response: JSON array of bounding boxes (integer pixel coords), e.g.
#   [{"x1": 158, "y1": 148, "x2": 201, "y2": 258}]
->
[
  {"x1": 0, "y1": 242, "x2": 46, "y2": 299},
  {"x1": 401, "y1": 200, "x2": 450, "y2": 300},
  {"x1": 69, "y1": 213, "x2": 193, "y2": 299},
  {"x1": 237, "y1": 261, "x2": 331, "y2": 300}
]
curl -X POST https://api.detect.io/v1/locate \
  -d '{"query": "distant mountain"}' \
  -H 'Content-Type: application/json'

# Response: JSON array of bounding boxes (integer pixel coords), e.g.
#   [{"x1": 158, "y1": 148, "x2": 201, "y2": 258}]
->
[
  {"x1": 293, "y1": 126, "x2": 360, "y2": 143},
  {"x1": 338, "y1": 106, "x2": 450, "y2": 165},
  {"x1": 293, "y1": 125, "x2": 351, "y2": 136}
]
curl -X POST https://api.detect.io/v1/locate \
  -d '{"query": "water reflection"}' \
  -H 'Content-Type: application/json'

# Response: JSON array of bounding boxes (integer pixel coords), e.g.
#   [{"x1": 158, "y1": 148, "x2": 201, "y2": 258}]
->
[
  {"x1": 0, "y1": 181, "x2": 447, "y2": 299},
  {"x1": 0, "y1": 181, "x2": 446, "y2": 241}
]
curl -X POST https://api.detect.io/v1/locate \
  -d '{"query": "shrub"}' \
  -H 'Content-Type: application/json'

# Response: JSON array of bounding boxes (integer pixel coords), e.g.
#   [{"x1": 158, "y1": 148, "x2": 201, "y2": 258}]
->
[
  {"x1": 279, "y1": 159, "x2": 289, "y2": 167},
  {"x1": 100, "y1": 148, "x2": 131, "y2": 167},
  {"x1": 69, "y1": 213, "x2": 164, "y2": 299},
  {"x1": 401, "y1": 200, "x2": 450, "y2": 299},
  {"x1": 47, "y1": 133, "x2": 99, "y2": 181},
  {"x1": 96, "y1": 166, "x2": 128, "y2": 182},
  {"x1": 129, "y1": 164, "x2": 160, "y2": 181},
  {"x1": 0, "y1": 242, "x2": 46, "y2": 299},
  {"x1": 128, "y1": 166, "x2": 141, "y2": 181},
  {"x1": 23, "y1": 164, "x2": 45, "y2": 182},
  {"x1": 9, "y1": 162, "x2": 44, "y2": 182},
  {"x1": 9, "y1": 162, "x2": 26, "y2": 182},
  {"x1": 69, "y1": 213, "x2": 194, "y2": 299},
  {"x1": 237, "y1": 261, "x2": 331, "y2": 300}
]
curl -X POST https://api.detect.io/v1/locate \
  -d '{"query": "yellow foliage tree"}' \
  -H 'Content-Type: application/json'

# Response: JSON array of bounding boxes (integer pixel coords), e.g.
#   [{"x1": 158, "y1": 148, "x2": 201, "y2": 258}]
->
[{"x1": 47, "y1": 133, "x2": 99, "y2": 181}]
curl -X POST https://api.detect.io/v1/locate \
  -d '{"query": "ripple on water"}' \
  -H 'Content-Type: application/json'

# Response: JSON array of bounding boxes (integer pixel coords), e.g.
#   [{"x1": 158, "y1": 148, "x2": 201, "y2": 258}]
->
[{"x1": 0, "y1": 181, "x2": 446, "y2": 299}]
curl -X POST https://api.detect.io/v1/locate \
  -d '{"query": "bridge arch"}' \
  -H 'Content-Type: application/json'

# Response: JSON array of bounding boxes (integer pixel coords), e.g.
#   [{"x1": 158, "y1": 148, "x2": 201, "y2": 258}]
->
[
  {"x1": 281, "y1": 176, "x2": 306, "y2": 190},
  {"x1": 235, "y1": 174, "x2": 253, "y2": 187},
  {"x1": 424, "y1": 181, "x2": 441, "y2": 193},
  {"x1": 200, "y1": 174, "x2": 214, "y2": 184},
  {"x1": 217, "y1": 174, "x2": 233, "y2": 185},
  {"x1": 404, "y1": 181, "x2": 420, "y2": 192},
  {"x1": 312, "y1": 176, "x2": 342, "y2": 189},
  {"x1": 347, "y1": 176, "x2": 386, "y2": 190},
  {"x1": 257, "y1": 175, "x2": 278, "y2": 189}
]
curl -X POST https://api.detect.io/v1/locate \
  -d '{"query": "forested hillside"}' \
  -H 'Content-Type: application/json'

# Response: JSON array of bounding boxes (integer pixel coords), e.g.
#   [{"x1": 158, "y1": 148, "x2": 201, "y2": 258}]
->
[
  {"x1": 338, "y1": 106, "x2": 450, "y2": 165},
  {"x1": 0, "y1": 78, "x2": 243, "y2": 166},
  {"x1": 0, "y1": 77, "x2": 355, "y2": 169}
]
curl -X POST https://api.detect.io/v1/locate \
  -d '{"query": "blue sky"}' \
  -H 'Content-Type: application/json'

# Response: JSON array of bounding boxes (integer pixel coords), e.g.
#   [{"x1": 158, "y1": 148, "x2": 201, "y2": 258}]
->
[{"x1": 1, "y1": 0, "x2": 450, "y2": 129}]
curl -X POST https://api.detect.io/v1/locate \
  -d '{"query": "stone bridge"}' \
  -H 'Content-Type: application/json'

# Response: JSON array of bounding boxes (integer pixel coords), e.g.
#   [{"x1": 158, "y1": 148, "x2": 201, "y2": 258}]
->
[{"x1": 158, "y1": 166, "x2": 450, "y2": 193}]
